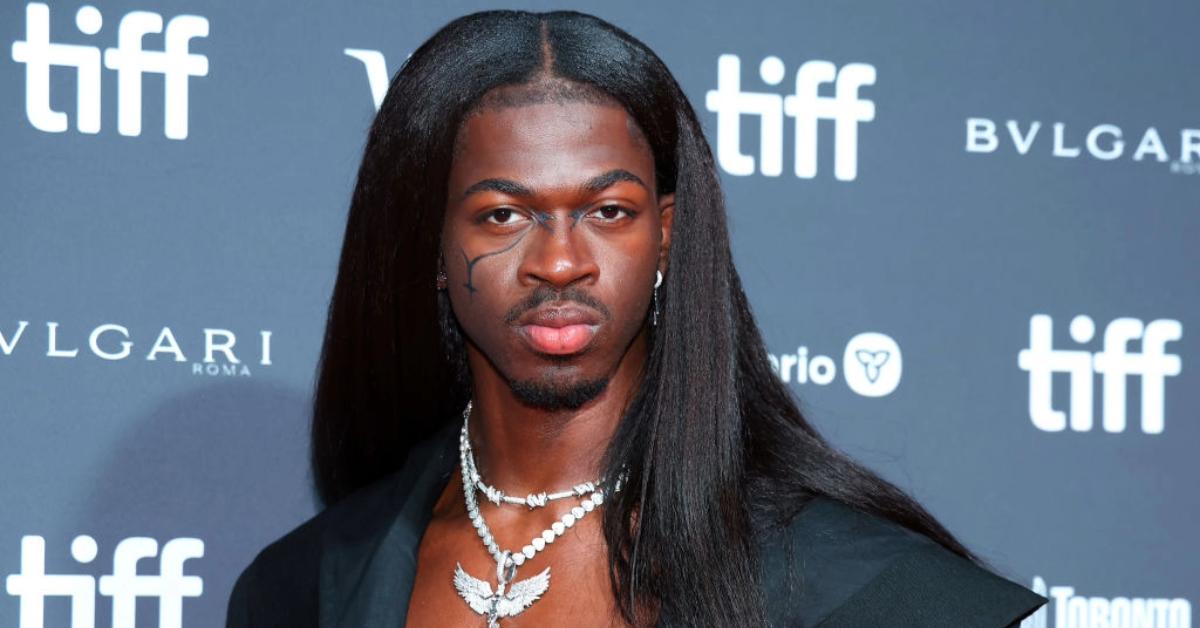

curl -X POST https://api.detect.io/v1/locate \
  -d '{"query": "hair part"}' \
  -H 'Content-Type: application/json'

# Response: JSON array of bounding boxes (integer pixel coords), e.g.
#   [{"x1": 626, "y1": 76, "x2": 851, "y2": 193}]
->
[{"x1": 454, "y1": 79, "x2": 649, "y2": 163}]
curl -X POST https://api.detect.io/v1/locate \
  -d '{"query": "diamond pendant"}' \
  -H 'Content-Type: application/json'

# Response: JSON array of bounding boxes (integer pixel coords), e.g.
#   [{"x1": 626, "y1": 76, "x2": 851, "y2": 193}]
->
[{"x1": 453, "y1": 551, "x2": 551, "y2": 627}]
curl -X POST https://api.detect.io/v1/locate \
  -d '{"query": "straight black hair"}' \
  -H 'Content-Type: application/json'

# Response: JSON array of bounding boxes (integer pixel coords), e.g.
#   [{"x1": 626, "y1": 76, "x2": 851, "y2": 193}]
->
[{"x1": 312, "y1": 9, "x2": 978, "y2": 626}]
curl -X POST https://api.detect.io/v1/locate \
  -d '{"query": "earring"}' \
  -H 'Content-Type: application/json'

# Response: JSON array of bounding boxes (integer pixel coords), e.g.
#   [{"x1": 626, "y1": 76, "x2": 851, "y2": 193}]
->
[
  {"x1": 436, "y1": 269, "x2": 448, "y2": 291},
  {"x1": 652, "y1": 270, "x2": 663, "y2": 327}
]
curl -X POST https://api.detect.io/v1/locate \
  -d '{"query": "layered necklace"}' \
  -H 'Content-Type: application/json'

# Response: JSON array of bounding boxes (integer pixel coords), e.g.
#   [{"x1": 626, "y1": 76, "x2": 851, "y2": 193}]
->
[{"x1": 452, "y1": 400, "x2": 625, "y2": 627}]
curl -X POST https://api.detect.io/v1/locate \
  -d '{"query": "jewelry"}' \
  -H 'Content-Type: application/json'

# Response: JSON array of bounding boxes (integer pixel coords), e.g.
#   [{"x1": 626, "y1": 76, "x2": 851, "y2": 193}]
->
[
  {"x1": 652, "y1": 270, "x2": 663, "y2": 327},
  {"x1": 461, "y1": 418, "x2": 608, "y2": 509},
  {"x1": 452, "y1": 401, "x2": 626, "y2": 626}
]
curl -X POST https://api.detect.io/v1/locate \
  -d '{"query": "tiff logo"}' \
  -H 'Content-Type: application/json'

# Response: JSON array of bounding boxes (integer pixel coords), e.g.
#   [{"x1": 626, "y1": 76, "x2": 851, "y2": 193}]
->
[
  {"x1": 1017, "y1": 314, "x2": 1182, "y2": 434},
  {"x1": 10, "y1": 3, "x2": 209, "y2": 139},
  {"x1": 704, "y1": 54, "x2": 876, "y2": 181},
  {"x1": 5, "y1": 535, "x2": 203, "y2": 628}
]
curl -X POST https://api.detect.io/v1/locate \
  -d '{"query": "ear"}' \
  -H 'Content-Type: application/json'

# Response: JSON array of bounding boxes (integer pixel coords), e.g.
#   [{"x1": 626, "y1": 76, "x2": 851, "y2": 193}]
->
[{"x1": 657, "y1": 193, "x2": 675, "y2": 276}]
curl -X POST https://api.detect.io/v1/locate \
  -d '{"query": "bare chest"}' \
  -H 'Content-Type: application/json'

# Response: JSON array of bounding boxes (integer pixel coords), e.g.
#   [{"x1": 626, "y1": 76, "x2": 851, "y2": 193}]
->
[{"x1": 404, "y1": 516, "x2": 635, "y2": 628}]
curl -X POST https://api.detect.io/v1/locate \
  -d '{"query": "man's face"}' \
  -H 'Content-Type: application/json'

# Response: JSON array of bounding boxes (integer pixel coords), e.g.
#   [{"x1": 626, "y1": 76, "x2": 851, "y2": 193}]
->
[{"x1": 442, "y1": 95, "x2": 674, "y2": 410}]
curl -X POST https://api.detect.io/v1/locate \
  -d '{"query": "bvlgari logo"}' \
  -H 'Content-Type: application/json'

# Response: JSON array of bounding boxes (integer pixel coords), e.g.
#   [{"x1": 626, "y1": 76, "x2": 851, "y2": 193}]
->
[
  {"x1": 0, "y1": 320, "x2": 273, "y2": 377},
  {"x1": 966, "y1": 118, "x2": 1200, "y2": 176}
]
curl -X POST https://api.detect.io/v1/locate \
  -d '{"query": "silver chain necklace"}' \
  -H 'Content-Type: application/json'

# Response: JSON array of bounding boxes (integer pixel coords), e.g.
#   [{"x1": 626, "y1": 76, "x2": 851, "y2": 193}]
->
[
  {"x1": 452, "y1": 401, "x2": 626, "y2": 627},
  {"x1": 460, "y1": 410, "x2": 611, "y2": 509}
]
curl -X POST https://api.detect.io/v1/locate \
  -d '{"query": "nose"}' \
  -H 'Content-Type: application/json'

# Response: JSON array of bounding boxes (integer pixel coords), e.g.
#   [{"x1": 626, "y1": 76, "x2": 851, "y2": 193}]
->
[{"x1": 517, "y1": 215, "x2": 599, "y2": 290}]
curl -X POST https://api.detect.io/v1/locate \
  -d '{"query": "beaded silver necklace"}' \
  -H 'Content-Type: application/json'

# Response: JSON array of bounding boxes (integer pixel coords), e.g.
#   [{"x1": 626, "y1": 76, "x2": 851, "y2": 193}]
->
[
  {"x1": 452, "y1": 401, "x2": 625, "y2": 627},
  {"x1": 461, "y1": 411, "x2": 611, "y2": 510}
]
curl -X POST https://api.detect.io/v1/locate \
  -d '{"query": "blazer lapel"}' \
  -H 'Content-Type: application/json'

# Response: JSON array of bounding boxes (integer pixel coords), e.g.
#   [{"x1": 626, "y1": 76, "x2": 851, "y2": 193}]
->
[{"x1": 318, "y1": 423, "x2": 458, "y2": 628}]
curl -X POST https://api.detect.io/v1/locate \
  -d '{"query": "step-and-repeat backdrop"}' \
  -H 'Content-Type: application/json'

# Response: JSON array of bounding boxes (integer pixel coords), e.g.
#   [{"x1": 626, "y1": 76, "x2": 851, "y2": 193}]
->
[{"x1": 2, "y1": 1, "x2": 1196, "y2": 626}]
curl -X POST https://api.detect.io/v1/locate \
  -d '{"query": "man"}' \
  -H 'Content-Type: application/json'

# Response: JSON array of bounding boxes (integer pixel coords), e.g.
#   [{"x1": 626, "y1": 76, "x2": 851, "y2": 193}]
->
[{"x1": 228, "y1": 10, "x2": 1046, "y2": 627}]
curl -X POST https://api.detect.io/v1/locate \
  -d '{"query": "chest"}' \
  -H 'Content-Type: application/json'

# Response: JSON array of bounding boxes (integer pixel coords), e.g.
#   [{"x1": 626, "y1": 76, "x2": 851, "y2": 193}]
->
[{"x1": 404, "y1": 514, "x2": 636, "y2": 628}]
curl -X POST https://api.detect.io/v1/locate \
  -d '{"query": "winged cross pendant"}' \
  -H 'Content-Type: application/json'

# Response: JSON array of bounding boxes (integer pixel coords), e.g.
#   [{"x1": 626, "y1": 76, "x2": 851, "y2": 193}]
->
[{"x1": 453, "y1": 562, "x2": 551, "y2": 627}]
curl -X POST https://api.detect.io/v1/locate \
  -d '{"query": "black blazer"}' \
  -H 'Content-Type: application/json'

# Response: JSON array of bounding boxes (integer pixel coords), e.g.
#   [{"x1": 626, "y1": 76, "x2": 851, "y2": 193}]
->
[{"x1": 226, "y1": 423, "x2": 1047, "y2": 627}]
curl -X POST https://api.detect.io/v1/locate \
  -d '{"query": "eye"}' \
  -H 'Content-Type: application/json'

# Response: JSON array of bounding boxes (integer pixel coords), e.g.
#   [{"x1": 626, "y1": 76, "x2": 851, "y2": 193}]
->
[
  {"x1": 484, "y1": 208, "x2": 526, "y2": 226},
  {"x1": 589, "y1": 205, "x2": 635, "y2": 223}
]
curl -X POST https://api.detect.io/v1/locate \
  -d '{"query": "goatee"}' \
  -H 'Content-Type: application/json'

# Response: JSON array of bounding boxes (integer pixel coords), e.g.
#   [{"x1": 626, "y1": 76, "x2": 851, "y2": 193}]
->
[{"x1": 507, "y1": 376, "x2": 610, "y2": 411}]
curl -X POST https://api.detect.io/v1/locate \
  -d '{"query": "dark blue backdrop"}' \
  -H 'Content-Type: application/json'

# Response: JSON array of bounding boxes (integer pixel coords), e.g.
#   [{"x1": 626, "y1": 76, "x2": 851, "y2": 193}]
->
[{"x1": 2, "y1": 2, "x2": 1196, "y2": 627}]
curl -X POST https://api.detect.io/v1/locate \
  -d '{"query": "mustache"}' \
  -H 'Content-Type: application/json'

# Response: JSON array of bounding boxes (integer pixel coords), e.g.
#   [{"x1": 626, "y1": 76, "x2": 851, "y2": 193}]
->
[{"x1": 504, "y1": 285, "x2": 613, "y2": 325}]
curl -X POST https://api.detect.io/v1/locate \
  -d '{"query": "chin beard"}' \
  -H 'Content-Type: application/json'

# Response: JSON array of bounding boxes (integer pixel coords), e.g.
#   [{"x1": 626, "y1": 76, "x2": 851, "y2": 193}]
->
[{"x1": 507, "y1": 376, "x2": 610, "y2": 411}]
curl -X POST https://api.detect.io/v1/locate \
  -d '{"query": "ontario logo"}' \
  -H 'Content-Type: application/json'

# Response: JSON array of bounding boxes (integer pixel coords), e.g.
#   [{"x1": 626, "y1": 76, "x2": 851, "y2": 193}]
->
[
  {"x1": 0, "y1": 320, "x2": 273, "y2": 377},
  {"x1": 768, "y1": 331, "x2": 902, "y2": 397}
]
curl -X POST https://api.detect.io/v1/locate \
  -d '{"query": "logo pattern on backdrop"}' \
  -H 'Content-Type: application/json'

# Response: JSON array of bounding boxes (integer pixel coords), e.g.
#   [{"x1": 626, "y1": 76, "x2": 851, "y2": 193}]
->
[
  {"x1": 1018, "y1": 315, "x2": 1182, "y2": 434},
  {"x1": 10, "y1": 3, "x2": 209, "y2": 139},
  {"x1": 2, "y1": 5, "x2": 1196, "y2": 628},
  {"x1": 705, "y1": 54, "x2": 876, "y2": 181},
  {"x1": 769, "y1": 331, "x2": 902, "y2": 397},
  {"x1": 1020, "y1": 576, "x2": 1193, "y2": 628},
  {"x1": 6, "y1": 535, "x2": 204, "y2": 628},
  {"x1": 965, "y1": 118, "x2": 1200, "y2": 175},
  {"x1": 0, "y1": 321, "x2": 274, "y2": 377}
]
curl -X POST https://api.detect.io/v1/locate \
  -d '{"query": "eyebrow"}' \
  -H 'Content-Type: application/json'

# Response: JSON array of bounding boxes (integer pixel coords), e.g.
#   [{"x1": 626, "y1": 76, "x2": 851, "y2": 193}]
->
[{"x1": 461, "y1": 168, "x2": 647, "y2": 200}]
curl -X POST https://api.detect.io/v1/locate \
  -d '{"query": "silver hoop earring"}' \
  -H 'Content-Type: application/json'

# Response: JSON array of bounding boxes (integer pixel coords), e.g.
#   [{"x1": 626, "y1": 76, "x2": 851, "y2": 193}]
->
[
  {"x1": 652, "y1": 270, "x2": 663, "y2": 327},
  {"x1": 436, "y1": 269, "x2": 448, "y2": 291}
]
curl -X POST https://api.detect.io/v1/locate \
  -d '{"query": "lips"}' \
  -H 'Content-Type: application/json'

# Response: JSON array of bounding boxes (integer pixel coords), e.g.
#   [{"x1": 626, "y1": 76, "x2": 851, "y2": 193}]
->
[{"x1": 515, "y1": 306, "x2": 602, "y2": 356}]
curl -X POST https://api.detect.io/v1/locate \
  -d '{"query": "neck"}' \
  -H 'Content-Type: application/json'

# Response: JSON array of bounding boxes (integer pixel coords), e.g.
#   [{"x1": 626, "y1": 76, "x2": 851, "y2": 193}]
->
[{"x1": 463, "y1": 330, "x2": 648, "y2": 495}]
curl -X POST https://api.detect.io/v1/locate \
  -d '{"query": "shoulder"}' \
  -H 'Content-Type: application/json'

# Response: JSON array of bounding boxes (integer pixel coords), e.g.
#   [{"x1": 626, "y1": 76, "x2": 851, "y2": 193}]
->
[
  {"x1": 225, "y1": 422, "x2": 458, "y2": 628},
  {"x1": 224, "y1": 468, "x2": 403, "y2": 628},
  {"x1": 759, "y1": 496, "x2": 1047, "y2": 628}
]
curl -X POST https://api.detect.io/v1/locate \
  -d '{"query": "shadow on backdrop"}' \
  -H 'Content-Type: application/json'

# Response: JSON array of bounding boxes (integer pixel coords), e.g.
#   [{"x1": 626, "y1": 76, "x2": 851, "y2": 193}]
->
[{"x1": 53, "y1": 379, "x2": 320, "y2": 627}]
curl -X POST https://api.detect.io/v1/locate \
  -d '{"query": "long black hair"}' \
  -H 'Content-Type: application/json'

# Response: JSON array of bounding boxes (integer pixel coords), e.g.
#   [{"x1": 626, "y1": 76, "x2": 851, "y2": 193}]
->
[{"x1": 312, "y1": 9, "x2": 977, "y2": 626}]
